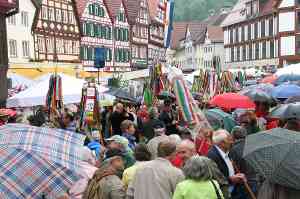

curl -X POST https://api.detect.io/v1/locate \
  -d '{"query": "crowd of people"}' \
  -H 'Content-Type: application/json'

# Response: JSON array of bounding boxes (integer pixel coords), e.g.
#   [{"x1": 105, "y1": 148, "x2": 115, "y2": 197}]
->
[{"x1": 1, "y1": 96, "x2": 300, "y2": 199}]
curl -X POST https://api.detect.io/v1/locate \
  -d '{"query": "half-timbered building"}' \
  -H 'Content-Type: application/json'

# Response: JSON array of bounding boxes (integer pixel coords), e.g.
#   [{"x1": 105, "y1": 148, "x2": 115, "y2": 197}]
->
[
  {"x1": 275, "y1": 0, "x2": 300, "y2": 65},
  {"x1": 148, "y1": 0, "x2": 166, "y2": 64},
  {"x1": 76, "y1": 0, "x2": 113, "y2": 70},
  {"x1": 222, "y1": 0, "x2": 279, "y2": 69},
  {"x1": 126, "y1": 0, "x2": 150, "y2": 70},
  {"x1": 105, "y1": 0, "x2": 130, "y2": 71},
  {"x1": 32, "y1": 0, "x2": 81, "y2": 62}
]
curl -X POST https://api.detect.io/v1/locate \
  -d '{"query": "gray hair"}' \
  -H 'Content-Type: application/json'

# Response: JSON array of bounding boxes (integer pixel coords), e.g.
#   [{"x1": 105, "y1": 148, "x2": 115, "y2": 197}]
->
[
  {"x1": 183, "y1": 156, "x2": 213, "y2": 181},
  {"x1": 168, "y1": 134, "x2": 182, "y2": 146},
  {"x1": 212, "y1": 129, "x2": 230, "y2": 144}
]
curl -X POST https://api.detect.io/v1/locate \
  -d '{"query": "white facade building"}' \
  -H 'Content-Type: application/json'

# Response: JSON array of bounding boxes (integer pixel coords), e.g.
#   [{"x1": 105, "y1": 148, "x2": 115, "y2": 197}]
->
[{"x1": 6, "y1": 0, "x2": 36, "y2": 63}]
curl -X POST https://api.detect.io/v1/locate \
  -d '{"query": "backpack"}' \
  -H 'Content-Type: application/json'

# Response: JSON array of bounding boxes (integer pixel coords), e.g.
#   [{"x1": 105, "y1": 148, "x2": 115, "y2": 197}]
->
[{"x1": 82, "y1": 168, "x2": 115, "y2": 199}]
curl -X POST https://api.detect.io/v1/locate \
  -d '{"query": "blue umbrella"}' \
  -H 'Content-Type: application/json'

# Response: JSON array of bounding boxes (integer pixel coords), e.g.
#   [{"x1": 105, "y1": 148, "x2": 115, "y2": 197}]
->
[
  {"x1": 272, "y1": 84, "x2": 300, "y2": 99},
  {"x1": 274, "y1": 74, "x2": 300, "y2": 86}
]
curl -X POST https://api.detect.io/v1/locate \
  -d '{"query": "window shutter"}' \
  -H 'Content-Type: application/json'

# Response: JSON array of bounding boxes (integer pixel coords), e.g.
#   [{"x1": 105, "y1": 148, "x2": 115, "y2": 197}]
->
[
  {"x1": 108, "y1": 27, "x2": 112, "y2": 40},
  {"x1": 89, "y1": 4, "x2": 95, "y2": 15},
  {"x1": 109, "y1": 49, "x2": 112, "y2": 61},
  {"x1": 102, "y1": 26, "x2": 106, "y2": 38},
  {"x1": 90, "y1": 23, "x2": 94, "y2": 37},
  {"x1": 86, "y1": 23, "x2": 91, "y2": 35},
  {"x1": 119, "y1": 28, "x2": 122, "y2": 41},
  {"x1": 125, "y1": 29, "x2": 129, "y2": 41},
  {"x1": 94, "y1": 24, "x2": 98, "y2": 37},
  {"x1": 80, "y1": 46, "x2": 84, "y2": 60},
  {"x1": 101, "y1": 7, "x2": 105, "y2": 17}
]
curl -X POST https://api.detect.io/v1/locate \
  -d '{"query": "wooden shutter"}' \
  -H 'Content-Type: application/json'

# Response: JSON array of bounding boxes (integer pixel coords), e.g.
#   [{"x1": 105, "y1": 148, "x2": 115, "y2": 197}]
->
[
  {"x1": 89, "y1": 4, "x2": 95, "y2": 15},
  {"x1": 94, "y1": 24, "x2": 98, "y2": 37},
  {"x1": 102, "y1": 26, "x2": 106, "y2": 39},
  {"x1": 86, "y1": 23, "x2": 91, "y2": 36},
  {"x1": 80, "y1": 46, "x2": 84, "y2": 60},
  {"x1": 108, "y1": 27, "x2": 112, "y2": 40}
]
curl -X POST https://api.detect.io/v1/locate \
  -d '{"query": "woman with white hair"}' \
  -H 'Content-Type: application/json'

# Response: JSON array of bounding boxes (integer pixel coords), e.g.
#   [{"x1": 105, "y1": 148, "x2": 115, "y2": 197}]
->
[{"x1": 173, "y1": 156, "x2": 224, "y2": 199}]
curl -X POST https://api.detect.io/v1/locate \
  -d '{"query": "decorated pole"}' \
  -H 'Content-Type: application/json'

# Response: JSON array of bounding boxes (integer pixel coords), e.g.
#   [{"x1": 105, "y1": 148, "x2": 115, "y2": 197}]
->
[
  {"x1": 79, "y1": 81, "x2": 104, "y2": 145},
  {"x1": 46, "y1": 74, "x2": 63, "y2": 119}
]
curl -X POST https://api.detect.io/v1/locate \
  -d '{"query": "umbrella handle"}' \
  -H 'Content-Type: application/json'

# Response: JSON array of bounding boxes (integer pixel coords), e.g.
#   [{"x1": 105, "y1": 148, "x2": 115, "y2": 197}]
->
[
  {"x1": 243, "y1": 181, "x2": 257, "y2": 199},
  {"x1": 232, "y1": 161, "x2": 257, "y2": 199}
]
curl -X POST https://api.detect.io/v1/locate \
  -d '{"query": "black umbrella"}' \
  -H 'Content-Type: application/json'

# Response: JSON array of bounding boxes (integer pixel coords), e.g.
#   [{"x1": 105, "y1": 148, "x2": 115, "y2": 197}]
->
[
  {"x1": 285, "y1": 96, "x2": 300, "y2": 104},
  {"x1": 270, "y1": 103, "x2": 300, "y2": 119},
  {"x1": 243, "y1": 128, "x2": 300, "y2": 190},
  {"x1": 106, "y1": 88, "x2": 137, "y2": 102},
  {"x1": 241, "y1": 89, "x2": 274, "y2": 103}
]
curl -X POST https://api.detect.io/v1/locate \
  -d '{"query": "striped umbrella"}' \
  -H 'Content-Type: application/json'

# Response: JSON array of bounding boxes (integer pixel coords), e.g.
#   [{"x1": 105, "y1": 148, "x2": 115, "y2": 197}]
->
[
  {"x1": 0, "y1": 124, "x2": 86, "y2": 171},
  {"x1": 0, "y1": 147, "x2": 80, "y2": 199}
]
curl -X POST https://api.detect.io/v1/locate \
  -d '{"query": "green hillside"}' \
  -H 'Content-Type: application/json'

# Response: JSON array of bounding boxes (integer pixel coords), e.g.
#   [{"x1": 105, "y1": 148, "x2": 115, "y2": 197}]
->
[{"x1": 174, "y1": 0, "x2": 238, "y2": 21}]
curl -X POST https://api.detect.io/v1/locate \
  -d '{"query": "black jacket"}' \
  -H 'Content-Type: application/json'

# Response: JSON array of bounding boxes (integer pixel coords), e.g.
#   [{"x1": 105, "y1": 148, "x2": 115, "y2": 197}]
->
[{"x1": 207, "y1": 146, "x2": 230, "y2": 179}]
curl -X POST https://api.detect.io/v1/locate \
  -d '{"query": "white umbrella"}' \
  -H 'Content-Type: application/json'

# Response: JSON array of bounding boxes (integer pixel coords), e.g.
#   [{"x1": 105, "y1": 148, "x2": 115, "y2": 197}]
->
[
  {"x1": 7, "y1": 75, "x2": 108, "y2": 108},
  {"x1": 276, "y1": 64, "x2": 300, "y2": 76}
]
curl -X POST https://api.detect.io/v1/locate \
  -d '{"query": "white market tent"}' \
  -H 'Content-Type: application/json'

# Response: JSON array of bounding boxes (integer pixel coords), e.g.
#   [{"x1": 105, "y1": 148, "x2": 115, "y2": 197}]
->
[
  {"x1": 6, "y1": 74, "x2": 108, "y2": 108},
  {"x1": 7, "y1": 73, "x2": 35, "y2": 88}
]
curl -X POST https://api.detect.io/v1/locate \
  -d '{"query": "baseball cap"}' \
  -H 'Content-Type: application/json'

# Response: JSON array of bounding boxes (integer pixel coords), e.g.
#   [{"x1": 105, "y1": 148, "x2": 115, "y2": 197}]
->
[{"x1": 106, "y1": 135, "x2": 129, "y2": 148}]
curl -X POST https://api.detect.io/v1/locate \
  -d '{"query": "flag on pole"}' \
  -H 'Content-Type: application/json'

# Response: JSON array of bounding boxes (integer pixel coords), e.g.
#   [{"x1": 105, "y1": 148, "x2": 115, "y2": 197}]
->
[{"x1": 164, "y1": 0, "x2": 175, "y2": 48}]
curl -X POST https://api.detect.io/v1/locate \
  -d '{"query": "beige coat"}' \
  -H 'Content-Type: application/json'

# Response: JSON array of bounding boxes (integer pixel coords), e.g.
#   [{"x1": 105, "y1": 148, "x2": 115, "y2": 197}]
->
[{"x1": 126, "y1": 158, "x2": 184, "y2": 199}]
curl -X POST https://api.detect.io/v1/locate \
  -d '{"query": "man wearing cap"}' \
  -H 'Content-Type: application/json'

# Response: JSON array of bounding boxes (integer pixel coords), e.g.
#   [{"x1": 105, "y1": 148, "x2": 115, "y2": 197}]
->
[
  {"x1": 106, "y1": 135, "x2": 135, "y2": 169},
  {"x1": 83, "y1": 148, "x2": 126, "y2": 199}
]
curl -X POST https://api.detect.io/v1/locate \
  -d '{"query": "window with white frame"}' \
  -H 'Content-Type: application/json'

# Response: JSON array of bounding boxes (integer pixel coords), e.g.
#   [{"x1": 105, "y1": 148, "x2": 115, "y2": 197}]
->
[
  {"x1": 56, "y1": 9, "x2": 61, "y2": 22},
  {"x1": 7, "y1": 15, "x2": 16, "y2": 25},
  {"x1": 9, "y1": 40, "x2": 17, "y2": 57},
  {"x1": 22, "y1": 41, "x2": 30, "y2": 57},
  {"x1": 21, "y1": 11, "x2": 29, "y2": 27},
  {"x1": 42, "y1": 6, "x2": 48, "y2": 20}
]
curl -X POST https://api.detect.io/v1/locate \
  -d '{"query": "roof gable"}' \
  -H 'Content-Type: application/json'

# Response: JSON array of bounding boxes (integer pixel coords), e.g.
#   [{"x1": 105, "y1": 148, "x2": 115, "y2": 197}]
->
[
  {"x1": 147, "y1": 0, "x2": 159, "y2": 21},
  {"x1": 206, "y1": 25, "x2": 223, "y2": 42},
  {"x1": 170, "y1": 22, "x2": 188, "y2": 49},
  {"x1": 125, "y1": 0, "x2": 141, "y2": 25}
]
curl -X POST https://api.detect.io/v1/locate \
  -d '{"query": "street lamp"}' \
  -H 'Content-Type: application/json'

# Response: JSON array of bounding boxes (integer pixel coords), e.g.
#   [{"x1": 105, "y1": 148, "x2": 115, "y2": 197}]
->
[{"x1": 0, "y1": 0, "x2": 19, "y2": 107}]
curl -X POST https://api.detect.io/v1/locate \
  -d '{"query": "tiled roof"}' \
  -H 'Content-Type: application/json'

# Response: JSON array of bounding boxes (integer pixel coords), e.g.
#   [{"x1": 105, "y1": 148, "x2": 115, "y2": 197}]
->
[
  {"x1": 105, "y1": 0, "x2": 122, "y2": 20},
  {"x1": 221, "y1": 0, "x2": 248, "y2": 27},
  {"x1": 75, "y1": 0, "x2": 89, "y2": 17},
  {"x1": 222, "y1": 0, "x2": 276, "y2": 27},
  {"x1": 206, "y1": 25, "x2": 223, "y2": 42},
  {"x1": 260, "y1": 0, "x2": 276, "y2": 16},
  {"x1": 170, "y1": 22, "x2": 188, "y2": 49},
  {"x1": 188, "y1": 22, "x2": 207, "y2": 44},
  {"x1": 125, "y1": 0, "x2": 141, "y2": 25},
  {"x1": 147, "y1": 0, "x2": 159, "y2": 21},
  {"x1": 205, "y1": 13, "x2": 229, "y2": 26}
]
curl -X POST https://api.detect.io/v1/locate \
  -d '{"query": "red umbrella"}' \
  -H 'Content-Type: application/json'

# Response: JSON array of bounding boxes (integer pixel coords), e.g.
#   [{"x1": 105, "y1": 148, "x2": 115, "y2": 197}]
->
[
  {"x1": 210, "y1": 93, "x2": 256, "y2": 109},
  {"x1": 260, "y1": 75, "x2": 277, "y2": 84}
]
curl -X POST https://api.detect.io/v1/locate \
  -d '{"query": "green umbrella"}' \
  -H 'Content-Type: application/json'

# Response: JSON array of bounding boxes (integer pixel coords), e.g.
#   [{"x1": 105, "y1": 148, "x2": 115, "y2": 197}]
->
[
  {"x1": 157, "y1": 91, "x2": 175, "y2": 100},
  {"x1": 243, "y1": 128, "x2": 300, "y2": 190},
  {"x1": 204, "y1": 108, "x2": 236, "y2": 132}
]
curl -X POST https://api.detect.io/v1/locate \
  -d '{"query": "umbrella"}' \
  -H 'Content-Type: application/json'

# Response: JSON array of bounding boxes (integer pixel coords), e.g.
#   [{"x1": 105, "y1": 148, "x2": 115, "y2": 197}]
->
[
  {"x1": 259, "y1": 75, "x2": 277, "y2": 84},
  {"x1": 274, "y1": 74, "x2": 300, "y2": 86},
  {"x1": 285, "y1": 96, "x2": 300, "y2": 104},
  {"x1": 209, "y1": 93, "x2": 255, "y2": 109},
  {"x1": 269, "y1": 103, "x2": 300, "y2": 119},
  {"x1": 275, "y1": 63, "x2": 300, "y2": 76},
  {"x1": 241, "y1": 89, "x2": 274, "y2": 103},
  {"x1": 205, "y1": 108, "x2": 236, "y2": 132},
  {"x1": 0, "y1": 124, "x2": 86, "y2": 171},
  {"x1": 0, "y1": 147, "x2": 80, "y2": 199},
  {"x1": 243, "y1": 128, "x2": 300, "y2": 190},
  {"x1": 157, "y1": 91, "x2": 175, "y2": 100},
  {"x1": 241, "y1": 83, "x2": 274, "y2": 95},
  {"x1": 192, "y1": 92, "x2": 203, "y2": 101},
  {"x1": 271, "y1": 84, "x2": 300, "y2": 99},
  {"x1": 106, "y1": 88, "x2": 137, "y2": 102}
]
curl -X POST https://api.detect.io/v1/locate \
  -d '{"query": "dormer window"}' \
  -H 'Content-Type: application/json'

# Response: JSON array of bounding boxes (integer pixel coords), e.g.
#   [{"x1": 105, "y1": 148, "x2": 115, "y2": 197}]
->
[{"x1": 246, "y1": 0, "x2": 258, "y2": 17}]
